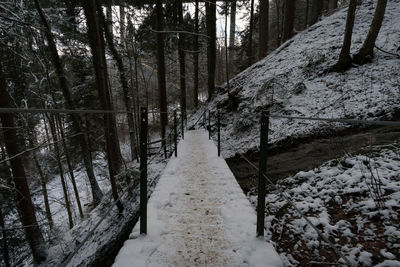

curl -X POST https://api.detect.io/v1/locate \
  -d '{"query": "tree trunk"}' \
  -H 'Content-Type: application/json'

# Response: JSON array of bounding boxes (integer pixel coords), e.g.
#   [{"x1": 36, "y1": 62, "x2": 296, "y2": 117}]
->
[
  {"x1": 225, "y1": 4, "x2": 230, "y2": 94},
  {"x1": 328, "y1": 0, "x2": 338, "y2": 11},
  {"x1": 311, "y1": 0, "x2": 323, "y2": 25},
  {"x1": 55, "y1": 115, "x2": 84, "y2": 219},
  {"x1": 106, "y1": 4, "x2": 113, "y2": 41},
  {"x1": 282, "y1": 0, "x2": 295, "y2": 42},
  {"x1": 248, "y1": 0, "x2": 255, "y2": 66},
  {"x1": 259, "y1": 0, "x2": 269, "y2": 59},
  {"x1": 34, "y1": 0, "x2": 104, "y2": 206},
  {"x1": 82, "y1": 0, "x2": 124, "y2": 212},
  {"x1": 305, "y1": 0, "x2": 309, "y2": 28},
  {"x1": 46, "y1": 113, "x2": 74, "y2": 229},
  {"x1": 29, "y1": 131, "x2": 54, "y2": 228},
  {"x1": 0, "y1": 205, "x2": 11, "y2": 267},
  {"x1": 0, "y1": 63, "x2": 47, "y2": 264},
  {"x1": 120, "y1": 5, "x2": 126, "y2": 49},
  {"x1": 334, "y1": 0, "x2": 357, "y2": 71},
  {"x1": 193, "y1": 0, "x2": 199, "y2": 108},
  {"x1": 206, "y1": 0, "x2": 216, "y2": 100},
  {"x1": 229, "y1": 0, "x2": 237, "y2": 75},
  {"x1": 101, "y1": 7, "x2": 138, "y2": 163},
  {"x1": 155, "y1": 0, "x2": 168, "y2": 155},
  {"x1": 353, "y1": 0, "x2": 388, "y2": 65},
  {"x1": 178, "y1": 1, "x2": 186, "y2": 119}
]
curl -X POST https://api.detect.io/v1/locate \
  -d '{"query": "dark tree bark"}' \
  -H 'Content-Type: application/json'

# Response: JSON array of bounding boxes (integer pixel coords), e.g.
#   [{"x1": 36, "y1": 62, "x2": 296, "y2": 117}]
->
[
  {"x1": 0, "y1": 63, "x2": 47, "y2": 264},
  {"x1": 34, "y1": 0, "x2": 104, "y2": 206},
  {"x1": 328, "y1": 0, "x2": 338, "y2": 11},
  {"x1": 305, "y1": 0, "x2": 309, "y2": 28},
  {"x1": 353, "y1": 0, "x2": 388, "y2": 65},
  {"x1": 206, "y1": 0, "x2": 216, "y2": 100},
  {"x1": 155, "y1": 0, "x2": 168, "y2": 153},
  {"x1": 229, "y1": 0, "x2": 237, "y2": 74},
  {"x1": 106, "y1": 4, "x2": 113, "y2": 41},
  {"x1": 259, "y1": 0, "x2": 269, "y2": 59},
  {"x1": 46, "y1": 113, "x2": 74, "y2": 229},
  {"x1": 29, "y1": 131, "x2": 54, "y2": 228},
  {"x1": 178, "y1": 1, "x2": 186, "y2": 119},
  {"x1": 334, "y1": 0, "x2": 357, "y2": 71},
  {"x1": 282, "y1": 0, "x2": 295, "y2": 42},
  {"x1": 55, "y1": 116, "x2": 84, "y2": 219},
  {"x1": 193, "y1": 0, "x2": 199, "y2": 108},
  {"x1": 33, "y1": 153, "x2": 54, "y2": 228},
  {"x1": 224, "y1": 3, "x2": 230, "y2": 94},
  {"x1": 0, "y1": 204, "x2": 10, "y2": 267},
  {"x1": 310, "y1": 0, "x2": 323, "y2": 25},
  {"x1": 248, "y1": 0, "x2": 255, "y2": 66},
  {"x1": 82, "y1": 0, "x2": 124, "y2": 212},
  {"x1": 100, "y1": 7, "x2": 138, "y2": 162},
  {"x1": 120, "y1": 5, "x2": 126, "y2": 48}
]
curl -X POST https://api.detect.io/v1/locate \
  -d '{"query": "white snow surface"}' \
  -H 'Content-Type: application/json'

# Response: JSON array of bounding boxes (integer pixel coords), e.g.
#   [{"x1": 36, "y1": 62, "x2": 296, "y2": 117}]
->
[
  {"x1": 113, "y1": 130, "x2": 283, "y2": 267},
  {"x1": 256, "y1": 146, "x2": 400, "y2": 266},
  {"x1": 188, "y1": 0, "x2": 400, "y2": 158}
]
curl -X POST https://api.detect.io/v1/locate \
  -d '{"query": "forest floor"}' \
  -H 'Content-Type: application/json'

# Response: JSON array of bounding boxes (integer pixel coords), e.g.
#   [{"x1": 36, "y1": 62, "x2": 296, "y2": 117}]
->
[{"x1": 252, "y1": 145, "x2": 400, "y2": 266}]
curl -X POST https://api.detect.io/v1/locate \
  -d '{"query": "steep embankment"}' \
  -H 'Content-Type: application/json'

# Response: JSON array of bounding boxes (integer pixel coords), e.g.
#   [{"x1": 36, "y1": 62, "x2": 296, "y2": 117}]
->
[{"x1": 189, "y1": 0, "x2": 400, "y2": 160}]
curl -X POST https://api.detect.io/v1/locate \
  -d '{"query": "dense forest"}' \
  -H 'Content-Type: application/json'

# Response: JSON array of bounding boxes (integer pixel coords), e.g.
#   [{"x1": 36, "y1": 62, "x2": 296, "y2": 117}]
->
[{"x1": 0, "y1": 0, "x2": 398, "y2": 266}]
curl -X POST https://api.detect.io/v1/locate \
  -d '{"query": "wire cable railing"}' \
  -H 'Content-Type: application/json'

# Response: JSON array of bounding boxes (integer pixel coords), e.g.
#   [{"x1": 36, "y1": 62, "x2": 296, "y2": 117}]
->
[{"x1": 202, "y1": 108, "x2": 400, "y2": 267}]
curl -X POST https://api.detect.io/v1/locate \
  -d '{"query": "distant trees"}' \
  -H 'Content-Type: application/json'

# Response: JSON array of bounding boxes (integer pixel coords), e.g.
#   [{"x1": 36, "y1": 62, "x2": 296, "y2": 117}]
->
[{"x1": 259, "y1": 0, "x2": 269, "y2": 59}]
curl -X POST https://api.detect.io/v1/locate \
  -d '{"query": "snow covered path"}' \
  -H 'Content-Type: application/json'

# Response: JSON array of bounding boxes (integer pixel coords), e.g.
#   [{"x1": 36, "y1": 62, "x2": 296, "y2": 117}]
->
[{"x1": 113, "y1": 130, "x2": 282, "y2": 267}]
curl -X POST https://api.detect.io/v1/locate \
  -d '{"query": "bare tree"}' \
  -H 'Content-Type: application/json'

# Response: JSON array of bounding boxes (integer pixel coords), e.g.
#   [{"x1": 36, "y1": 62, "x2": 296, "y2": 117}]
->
[
  {"x1": 259, "y1": 0, "x2": 269, "y2": 59},
  {"x1": 100, "y1": 6, "x2": 138, "y2": 162},
  {"x1": 34, "y1": 0, "x2": 104, "y2": 206},
  {"x1": 0, "y1": 63, "x2": 47, "y2": 264},
  {"x1": 155, "y1": 0, "x2": 168, "y2": 154},
  {"x1": 310, "y1": 0, "x2": 323, "y2": 25},
  {"x1": 178, "y1": 1, "x2": 187, "y2": 119},
  {"x1": 82, "y1": 0, "x2": 124, "y2": 212},
  {"x1": 193, "y1": 0, "x2": 199, "y2": 108},
  {"x1": 282, "y1": 0, "x2": 296, "y2": 42},
  {"x1": 334, "y1": 0, "x2": 358, "y2": 71},
  {"x1": 248, "y1": 0, "x2": 255, "y2": 66},
  {"x1": 229, "y1": 0, "x2": 237, "y2": 74},
  {"x1": 353, "y1": 0, "x2": 388, "y2": 65},
  {"x1": 206, "y1": 0, "x2": 216, "y2": 100}
]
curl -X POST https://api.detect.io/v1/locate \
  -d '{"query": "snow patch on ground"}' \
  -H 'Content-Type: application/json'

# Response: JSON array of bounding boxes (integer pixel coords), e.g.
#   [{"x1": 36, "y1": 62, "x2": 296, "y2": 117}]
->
[{"x1": 253, "y1": 146, "x2": 400, "y2": 266}]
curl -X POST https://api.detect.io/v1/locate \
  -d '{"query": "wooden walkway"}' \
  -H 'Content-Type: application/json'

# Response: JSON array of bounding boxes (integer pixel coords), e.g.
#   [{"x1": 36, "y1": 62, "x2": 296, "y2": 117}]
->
[{"x1": 113, "y1": 130, "x2": 282, "y2": 267}]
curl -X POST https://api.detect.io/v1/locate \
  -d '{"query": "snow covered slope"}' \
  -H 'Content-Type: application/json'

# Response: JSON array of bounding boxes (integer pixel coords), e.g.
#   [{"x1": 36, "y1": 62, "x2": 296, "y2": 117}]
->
[
  {"x1": 189, "y1": 0, "x2": 400, "y2": 158},
  {"x1": 256, "y1": 146, "x2": 400, "y2": 266},
  {"x1": 113, "y1": 130, "x2": 282, "y2": 266}
]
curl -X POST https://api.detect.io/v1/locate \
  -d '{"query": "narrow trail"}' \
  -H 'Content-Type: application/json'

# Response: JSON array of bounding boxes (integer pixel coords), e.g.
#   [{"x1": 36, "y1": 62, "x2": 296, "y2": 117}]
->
[{"x1": 113, "y1": 130, "x2": 282, "y2": 267}]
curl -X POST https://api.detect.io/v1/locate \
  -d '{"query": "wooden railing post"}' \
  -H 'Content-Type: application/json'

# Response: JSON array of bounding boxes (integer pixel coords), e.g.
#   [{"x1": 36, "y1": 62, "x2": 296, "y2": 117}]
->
[
  {"x1": 181, "y1": 111, "x2": 184, "y2": 140},
  {"x1": 257, "y1": 110, "x2": 269, "y2": 237},
  {"x1": 174, "y1": 110, "x2": 177, "y2": 157},
  {"x1": 208, "y1": 111, "x2": 211, "y2": 139},
  {"x1": 140, "y1": 107, "x2": 148, "y2": 234},
  {"x1": 217, "y1": 111, "x2": 221, "y2": 157}
]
